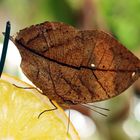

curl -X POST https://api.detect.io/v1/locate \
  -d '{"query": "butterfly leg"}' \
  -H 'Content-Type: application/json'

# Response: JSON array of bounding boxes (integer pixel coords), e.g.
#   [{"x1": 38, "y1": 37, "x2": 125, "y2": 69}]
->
[
  {"x1": 12, "y1": 84, "x2": 42, "y2": 94},
  {"x1": 12, "y1": 84, "x2": 58, "y2": 118},
  {"x1": 38, "y1": 99, "x2": 58, "y2": 119},
  {"x1": 13, "y1": 84, "x2": 35, "y2": 89}
]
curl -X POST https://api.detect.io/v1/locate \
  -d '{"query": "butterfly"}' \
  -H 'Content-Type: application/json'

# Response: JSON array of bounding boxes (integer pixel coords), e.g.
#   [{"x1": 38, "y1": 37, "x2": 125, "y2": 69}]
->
[{"x1": 10, "y1": 21, "x2": 140, "y2": 106}]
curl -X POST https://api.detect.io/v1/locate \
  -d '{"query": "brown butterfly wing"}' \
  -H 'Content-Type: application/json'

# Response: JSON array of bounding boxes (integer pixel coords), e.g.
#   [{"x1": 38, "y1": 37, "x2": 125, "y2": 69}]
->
[
  {"x1": 13, "y1": 21, "x2": 140, "y2": 105},
  {"x1": 80, "y1": 30, "x2": 140, "y2": 101},
  {"x1": 16, "y1": 21, "x2": 83, "y2": 67}
]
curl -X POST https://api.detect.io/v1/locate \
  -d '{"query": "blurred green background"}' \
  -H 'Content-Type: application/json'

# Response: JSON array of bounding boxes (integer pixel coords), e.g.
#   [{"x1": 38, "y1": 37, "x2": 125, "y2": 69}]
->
[{"x1": 0, "y1": 0, "x2": 140, "y2": 140}]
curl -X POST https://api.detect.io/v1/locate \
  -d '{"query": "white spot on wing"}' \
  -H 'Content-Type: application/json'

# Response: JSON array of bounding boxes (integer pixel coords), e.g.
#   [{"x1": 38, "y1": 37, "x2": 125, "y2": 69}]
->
[
  {"x1": 91, "y1": 63, "x2": 95, "y2": 68},
  {"x1": 132, "y1": 72, "x2": 136, "y2": 77}
]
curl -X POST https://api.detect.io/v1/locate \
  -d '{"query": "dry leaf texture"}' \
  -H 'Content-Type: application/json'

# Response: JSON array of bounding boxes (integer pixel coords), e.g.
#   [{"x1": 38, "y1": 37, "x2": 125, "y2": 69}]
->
[{"x1": 12, "y1": 21, "x2": 140, "y2": 105}]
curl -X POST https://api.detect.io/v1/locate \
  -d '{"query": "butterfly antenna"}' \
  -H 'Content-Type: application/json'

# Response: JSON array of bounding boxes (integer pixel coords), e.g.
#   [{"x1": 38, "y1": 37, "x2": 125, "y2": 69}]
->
[
  {"x1": 0, "y1": 21, "x2": 11, "y2": 78},
  {"x1": 81, "y1": 104, "x2": 108, "y2": 117},
  {"x1": 84, "y1": 104, "x2": 110, "y2": 111}
]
